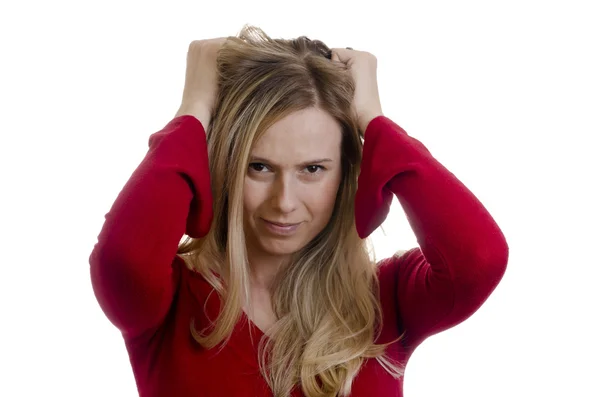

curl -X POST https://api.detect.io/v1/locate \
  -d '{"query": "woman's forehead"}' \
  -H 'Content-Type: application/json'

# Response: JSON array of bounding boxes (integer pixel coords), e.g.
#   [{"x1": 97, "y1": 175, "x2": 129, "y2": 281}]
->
[
  {"x1": 252, "y1": 107, "x2": 342, "y2": 158},
  {"x1": 251, "y1": 129, "x2": 342, "y2": 167}
]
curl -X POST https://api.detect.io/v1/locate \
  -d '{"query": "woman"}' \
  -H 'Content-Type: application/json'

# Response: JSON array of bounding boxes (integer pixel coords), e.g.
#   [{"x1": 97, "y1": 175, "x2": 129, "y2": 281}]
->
[{"x1": 89, "y1": 25, "x2": 509, "y2": 397}]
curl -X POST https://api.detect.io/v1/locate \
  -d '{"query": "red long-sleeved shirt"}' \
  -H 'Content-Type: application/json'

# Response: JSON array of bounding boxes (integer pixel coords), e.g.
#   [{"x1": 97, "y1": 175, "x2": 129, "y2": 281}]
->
[{"x1": 89, "y1": 115, "x2": 508, "y2": 396}]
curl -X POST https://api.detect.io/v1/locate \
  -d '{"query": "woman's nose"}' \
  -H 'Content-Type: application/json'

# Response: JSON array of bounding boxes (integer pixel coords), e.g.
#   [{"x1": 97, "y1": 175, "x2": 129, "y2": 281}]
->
[{"x1": 270, "y1": 176, "x2": 298, "y2": 213}]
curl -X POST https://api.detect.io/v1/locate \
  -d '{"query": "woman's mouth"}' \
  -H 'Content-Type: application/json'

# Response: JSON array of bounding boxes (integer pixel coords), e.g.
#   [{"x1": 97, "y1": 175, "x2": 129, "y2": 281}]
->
[{"x1": 261, "y1": 219, "x2": 302, "y2": 235}]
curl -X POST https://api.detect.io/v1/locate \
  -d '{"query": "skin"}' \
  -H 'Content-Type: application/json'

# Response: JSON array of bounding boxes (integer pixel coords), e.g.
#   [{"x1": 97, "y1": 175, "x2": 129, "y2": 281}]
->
[
  {"x1": 242, "y1": 106, "x2": 343, "y2": 331},
  {"x1": 243, "y1": 106, "x2": 343, "y2": 286}
]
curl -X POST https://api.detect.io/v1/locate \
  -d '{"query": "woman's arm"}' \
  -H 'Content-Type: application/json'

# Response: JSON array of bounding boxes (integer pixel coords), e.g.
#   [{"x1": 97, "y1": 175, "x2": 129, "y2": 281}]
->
[
  {"x1": 89, "y1": 115, "x2": 213, "y2": 339},
  {"x1": 357, "y1": 115, "x2": 509, "y2": 349}
]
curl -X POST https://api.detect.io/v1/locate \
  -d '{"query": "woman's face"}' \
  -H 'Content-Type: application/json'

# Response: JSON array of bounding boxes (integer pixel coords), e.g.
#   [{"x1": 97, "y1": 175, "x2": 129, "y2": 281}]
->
[{"x1": 243, "y1": 106, "x2": 343, "y2": 263}]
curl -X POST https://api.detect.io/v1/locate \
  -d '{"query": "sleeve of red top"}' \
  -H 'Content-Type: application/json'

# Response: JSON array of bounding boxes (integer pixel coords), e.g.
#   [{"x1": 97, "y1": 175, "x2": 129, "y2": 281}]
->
[
  {"x1": 89, "y1": 115, "x2": 213, "y2": 339},
  {"x1": 356, "y1": 115, "x2": 509, "y2": 350}
]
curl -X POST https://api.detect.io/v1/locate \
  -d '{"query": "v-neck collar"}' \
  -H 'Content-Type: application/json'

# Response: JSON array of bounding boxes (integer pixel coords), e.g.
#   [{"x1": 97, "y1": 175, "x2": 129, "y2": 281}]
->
[
  {"x1": 225, "y1": 311, "x2": 269, "y2": 371},
  {"x1": 185, "y1": 266, "x2": 272, "y2": 371}
]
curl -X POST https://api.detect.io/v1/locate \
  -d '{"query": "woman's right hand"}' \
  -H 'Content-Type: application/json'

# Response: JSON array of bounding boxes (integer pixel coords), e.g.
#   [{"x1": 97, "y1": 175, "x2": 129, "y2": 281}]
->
[{"x1": 175, "y1": 37, "x2": 228, "y2": 128}]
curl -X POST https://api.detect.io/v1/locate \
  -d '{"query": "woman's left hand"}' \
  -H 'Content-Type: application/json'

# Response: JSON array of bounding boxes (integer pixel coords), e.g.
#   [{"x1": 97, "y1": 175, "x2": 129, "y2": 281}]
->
[{"x1": 331, "y1": 48, "x2": 384, "y2": 131}]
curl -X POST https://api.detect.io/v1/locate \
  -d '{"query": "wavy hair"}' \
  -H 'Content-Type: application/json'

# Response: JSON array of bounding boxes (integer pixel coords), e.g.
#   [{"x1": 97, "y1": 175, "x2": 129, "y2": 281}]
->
[{"x1": 177, "y1": 24, "x2": 403, "y2": 397}]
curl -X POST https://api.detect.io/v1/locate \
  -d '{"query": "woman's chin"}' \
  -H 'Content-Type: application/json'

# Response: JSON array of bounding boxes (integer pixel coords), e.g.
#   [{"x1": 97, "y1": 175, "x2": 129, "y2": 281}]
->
[{"x1": 257, "y1": 238, "x2": 304, "y2": 257}]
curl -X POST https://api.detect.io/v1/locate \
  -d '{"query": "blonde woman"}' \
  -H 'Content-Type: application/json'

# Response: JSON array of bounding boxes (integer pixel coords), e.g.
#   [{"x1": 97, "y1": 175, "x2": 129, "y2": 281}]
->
[{"x1": 89, "y1": 25, "x2": 509, "y2": 397}]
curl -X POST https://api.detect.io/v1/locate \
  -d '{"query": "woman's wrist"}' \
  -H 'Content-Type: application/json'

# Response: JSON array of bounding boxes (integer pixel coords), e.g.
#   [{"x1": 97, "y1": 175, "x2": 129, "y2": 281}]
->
[
  {"x1": 359, "y1": 110, "x2": 384, "y2": 132},
  {"x1": 175, "y1": 103, "x2": 212, "y2": 130}
]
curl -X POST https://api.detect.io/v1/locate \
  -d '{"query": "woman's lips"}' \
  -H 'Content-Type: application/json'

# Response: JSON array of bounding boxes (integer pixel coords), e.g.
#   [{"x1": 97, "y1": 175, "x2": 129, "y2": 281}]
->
[{"x1": 261, "y1": 219, "x2": 301, "y2": 235}]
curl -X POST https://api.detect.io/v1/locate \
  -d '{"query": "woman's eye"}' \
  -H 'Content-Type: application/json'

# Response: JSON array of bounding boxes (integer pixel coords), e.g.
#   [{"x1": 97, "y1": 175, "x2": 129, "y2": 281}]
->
[
  {"x1": 249, "y1": 163, "x2": 323, "y2": 174},
  {"x1": 306, "y1": 165, "x2": 323, "y2": 174},
  {"x1": 249, "y1": 163, "x2": 267, "y2": 172}
]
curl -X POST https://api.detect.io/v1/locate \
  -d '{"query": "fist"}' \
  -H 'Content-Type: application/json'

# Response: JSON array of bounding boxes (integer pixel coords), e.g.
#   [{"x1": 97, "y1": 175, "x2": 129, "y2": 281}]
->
[{"x1": 331, "y1": 48, "x2": 384, "y2": 132}]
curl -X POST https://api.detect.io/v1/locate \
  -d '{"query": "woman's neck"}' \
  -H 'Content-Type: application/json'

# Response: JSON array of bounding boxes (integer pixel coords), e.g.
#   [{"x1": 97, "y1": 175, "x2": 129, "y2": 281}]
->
[{"x1": 246, "y1": 249, "x2": 289, "y2": 290}]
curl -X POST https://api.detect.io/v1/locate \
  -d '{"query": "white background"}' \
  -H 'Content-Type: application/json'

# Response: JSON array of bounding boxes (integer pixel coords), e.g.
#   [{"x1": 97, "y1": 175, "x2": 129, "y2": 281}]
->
[{"x1": 1, "y1": 0, "x2": 599, "y2": 396}]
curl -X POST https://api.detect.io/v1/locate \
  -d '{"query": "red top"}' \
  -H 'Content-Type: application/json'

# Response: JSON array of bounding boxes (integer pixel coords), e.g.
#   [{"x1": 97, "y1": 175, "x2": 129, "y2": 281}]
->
[{"x1": 90, "y1": 115, "x2": 508, "y2": 396}]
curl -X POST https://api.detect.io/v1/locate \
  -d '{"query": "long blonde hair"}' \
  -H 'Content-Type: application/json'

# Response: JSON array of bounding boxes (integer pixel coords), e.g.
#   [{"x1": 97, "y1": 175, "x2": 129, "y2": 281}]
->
[{"x1": 177, "y1": 25, "x2": 403, "y2": 396}]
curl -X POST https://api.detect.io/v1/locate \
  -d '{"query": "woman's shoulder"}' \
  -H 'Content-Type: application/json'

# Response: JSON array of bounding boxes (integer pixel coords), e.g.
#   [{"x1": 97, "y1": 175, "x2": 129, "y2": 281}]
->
[
  {"x1": 173, "y1": 254, "x2": 223, "y2": 318},
  {"x1": 170, "y1": 255, "x2": 218, "y2": 301},
  {"x1": 374, "y1": 247, "x2": 425, "y2": 302},
  {"x1": 375, "y1": 248, "x2": 416, "y2": 301},
  {"x1": 376, "y1": 247, "x2": 420, "y2": 274},
  {"x1": 177, "y1": 253, "x2": 197, "y2": 273}
]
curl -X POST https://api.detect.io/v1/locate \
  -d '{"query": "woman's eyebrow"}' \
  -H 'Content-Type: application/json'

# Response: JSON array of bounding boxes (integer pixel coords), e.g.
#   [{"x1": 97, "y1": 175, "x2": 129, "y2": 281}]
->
[{"x1": 249, "y1": 156, "x2": 333, "y2": 167}]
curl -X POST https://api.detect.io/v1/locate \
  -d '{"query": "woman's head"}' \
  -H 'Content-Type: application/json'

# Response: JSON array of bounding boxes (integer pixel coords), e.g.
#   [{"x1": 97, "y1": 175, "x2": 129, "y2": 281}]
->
[
  {"x1": 205, "y1": 26, "x2": 362, "y2": 264},
  {"x1": 178, "y1": 25, "x2": 402, "y2": 397}
]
